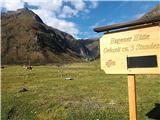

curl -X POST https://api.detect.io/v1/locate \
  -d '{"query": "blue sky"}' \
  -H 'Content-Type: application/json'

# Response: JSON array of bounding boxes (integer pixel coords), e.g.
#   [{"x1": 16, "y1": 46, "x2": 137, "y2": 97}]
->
[
  {"x1": 0, "y1": 0, "x2": 160, "y2": 39},
  {"x1": 78, "y1": 1, "x2": 160, "y2": 39}
]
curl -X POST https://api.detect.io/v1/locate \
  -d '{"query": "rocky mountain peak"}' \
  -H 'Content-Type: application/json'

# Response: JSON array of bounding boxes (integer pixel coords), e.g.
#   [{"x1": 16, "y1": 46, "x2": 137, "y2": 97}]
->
[{"x1": 1, "y1": 8, "x2": 93, "y2": 64}]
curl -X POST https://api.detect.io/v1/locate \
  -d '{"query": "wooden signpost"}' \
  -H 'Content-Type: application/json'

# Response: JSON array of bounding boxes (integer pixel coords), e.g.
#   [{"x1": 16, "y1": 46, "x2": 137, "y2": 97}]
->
[
  {"x1": 94, "y1": 16, "x2": 160, "y2": 120},
  {"x1": 100, "y1": 26, "x2": 160, "y2": 74}
]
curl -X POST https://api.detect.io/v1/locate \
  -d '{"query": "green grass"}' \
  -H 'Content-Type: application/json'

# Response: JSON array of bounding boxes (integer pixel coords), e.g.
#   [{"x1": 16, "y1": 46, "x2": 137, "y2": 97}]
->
[{"x1": 1, "y1": 60, "x2": 160, "y2": 120}]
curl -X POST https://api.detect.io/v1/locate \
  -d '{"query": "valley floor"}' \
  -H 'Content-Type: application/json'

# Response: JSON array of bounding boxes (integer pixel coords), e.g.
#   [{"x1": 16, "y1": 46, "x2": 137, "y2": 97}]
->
[{"x1": 1, "y1": 60, "x2": 160, "y2": 120}]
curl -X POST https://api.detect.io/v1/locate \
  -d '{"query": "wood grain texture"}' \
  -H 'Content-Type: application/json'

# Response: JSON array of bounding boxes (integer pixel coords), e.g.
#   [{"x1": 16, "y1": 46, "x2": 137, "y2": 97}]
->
[
  {"x1": 100, "y1": 26, "x2": 160, "y2": 74},
  {"x1": 94, "y1": 16, "x2": 160, "y2": 32},
  {"x1": 128, "y1": 74, "x2": 137, "y2": 120}
]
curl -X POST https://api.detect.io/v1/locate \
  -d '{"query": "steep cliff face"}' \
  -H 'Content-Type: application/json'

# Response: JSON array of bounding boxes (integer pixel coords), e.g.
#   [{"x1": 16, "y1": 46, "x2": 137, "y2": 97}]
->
[{"x1": 1, "y1": 8, "x2": 91, "y2": 64}]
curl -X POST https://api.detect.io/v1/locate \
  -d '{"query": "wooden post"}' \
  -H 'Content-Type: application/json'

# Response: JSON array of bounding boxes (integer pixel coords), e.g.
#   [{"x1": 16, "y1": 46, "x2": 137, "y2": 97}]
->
[{"x1": 128, "y1": 74, "x2": 137, "y2": 120}]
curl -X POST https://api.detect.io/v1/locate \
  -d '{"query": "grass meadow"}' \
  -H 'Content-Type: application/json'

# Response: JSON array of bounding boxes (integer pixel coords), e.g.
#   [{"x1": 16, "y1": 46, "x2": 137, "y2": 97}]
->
[{"x1": 1, "y1": 60, "x2": 160, "y2": 120}]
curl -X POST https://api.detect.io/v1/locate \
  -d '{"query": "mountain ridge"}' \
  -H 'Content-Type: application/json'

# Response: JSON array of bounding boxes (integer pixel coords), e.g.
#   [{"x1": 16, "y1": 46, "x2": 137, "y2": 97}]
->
[
  {"x1": 2, "y1": 5, "x2": 159, "y2": 65},
  {"x1": 1, "y1": 8, "x2": 93, "y2": 65}
]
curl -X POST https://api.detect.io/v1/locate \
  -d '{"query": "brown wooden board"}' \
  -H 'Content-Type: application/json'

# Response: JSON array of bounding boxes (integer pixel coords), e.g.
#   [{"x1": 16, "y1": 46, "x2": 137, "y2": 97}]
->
[
  {"x1": 94, "y1": 16, "x2": 160, "y2": 32},
  {"x1": 100, "y1": 25, "x2": 160, "y2": 74}
]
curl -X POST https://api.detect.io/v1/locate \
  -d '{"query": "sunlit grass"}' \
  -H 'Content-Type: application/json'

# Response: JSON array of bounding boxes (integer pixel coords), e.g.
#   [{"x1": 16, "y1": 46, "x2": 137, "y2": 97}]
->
[{"x1": 1, "y1": 60, "x2": 160, "y2": 120}]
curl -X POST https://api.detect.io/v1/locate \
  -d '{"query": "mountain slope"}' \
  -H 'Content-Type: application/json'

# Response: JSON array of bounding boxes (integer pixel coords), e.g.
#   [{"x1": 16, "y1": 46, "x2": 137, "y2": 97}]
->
[
  {"x1": 141, "y1": 4, "x2": 160, "y2": 19},
  {"x1": 80, "y1": 38, "x2": 100, "y2": 59},
  {"x1": 1, "y1": 8, "x2": 91, "y2": 64},
  {"x1": 81, "y1": 5, "x2": 160, "y2": 59}
]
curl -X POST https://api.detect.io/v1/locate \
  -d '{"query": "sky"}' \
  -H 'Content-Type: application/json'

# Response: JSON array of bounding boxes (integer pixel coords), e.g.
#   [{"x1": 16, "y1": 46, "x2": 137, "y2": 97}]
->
[{"x1": 0, "y1": 0, "x2": 160, "y2": 39}]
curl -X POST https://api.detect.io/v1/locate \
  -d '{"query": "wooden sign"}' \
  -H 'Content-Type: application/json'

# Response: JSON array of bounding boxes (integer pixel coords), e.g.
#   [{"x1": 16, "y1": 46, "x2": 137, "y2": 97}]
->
[
  {"x1": 100, "y1": 26, "x2": 160, "y2": 74},
  {"x1": 96, "y1": 17, "x2": 160, "y2": 120}
]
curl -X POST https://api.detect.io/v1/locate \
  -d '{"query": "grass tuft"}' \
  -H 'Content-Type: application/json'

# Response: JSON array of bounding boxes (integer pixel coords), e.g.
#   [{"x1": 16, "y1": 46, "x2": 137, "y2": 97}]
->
[{"x1": 2, "y1": 60, "x2": 160, "y2": 120}]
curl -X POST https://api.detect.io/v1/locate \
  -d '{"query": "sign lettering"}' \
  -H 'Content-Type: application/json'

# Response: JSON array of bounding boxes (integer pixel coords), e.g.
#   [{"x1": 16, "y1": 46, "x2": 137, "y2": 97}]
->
[{"x1": 100, "y1": 26, "x2": 160, "y2": 74}]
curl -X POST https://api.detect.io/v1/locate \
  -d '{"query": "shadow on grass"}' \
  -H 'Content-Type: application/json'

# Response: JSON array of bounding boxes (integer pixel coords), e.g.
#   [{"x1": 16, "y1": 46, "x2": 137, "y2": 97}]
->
[{"x1": 146, "y1": 103, "x2": 160, "y2": 120}]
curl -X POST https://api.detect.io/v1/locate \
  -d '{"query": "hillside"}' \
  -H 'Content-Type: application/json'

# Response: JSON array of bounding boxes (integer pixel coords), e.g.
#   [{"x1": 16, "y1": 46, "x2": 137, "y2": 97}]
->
[
  {"x1": 1, "y1": 8, "x2": 92, "y2": 65},
  {"x1": 87, "y1": 4, "x2": 160, "y2": 59},
  {"x1": 80, "y1": 38, "x2": 100, "y2": 59},
  {"x1": 141, "y1": 4, "x2": 160, "y2": 19},
  {"x1": 1, "y1": 5, "x2": 159, "y2": 65}
]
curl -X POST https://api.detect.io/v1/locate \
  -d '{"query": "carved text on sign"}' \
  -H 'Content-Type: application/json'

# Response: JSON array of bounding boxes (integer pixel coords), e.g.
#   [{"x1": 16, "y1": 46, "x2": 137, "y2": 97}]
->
[
  {"x1": 100, "y1": 26, "x2": 160, "y2": 74},
  {"x1": 105, "y1": 59, "x2": 116, "y2": 68},
  {"x1": 110, "y1": 34, "x2": 150, "y2": 45}
]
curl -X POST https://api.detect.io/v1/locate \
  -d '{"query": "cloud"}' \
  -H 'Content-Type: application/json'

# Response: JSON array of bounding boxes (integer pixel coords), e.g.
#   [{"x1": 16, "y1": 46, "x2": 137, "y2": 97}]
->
[
  {"x1": 90, "y1": 1, "x2": 98, "y2": 9},
  {"x1": 69, "y1": 0, "x2": 86, "y2": 11},
  {"x1": 30, "y1": 0, "x2": 79, "y2": 37},
  {"x1": 59, "y1": 5, "x2": 78, "y2": 18},
  {"x1": 1, "y1": 0, "x2": 99, "y2": 38},
  {"x1": 1, "y1": 0, "x2": 24, "y2": 11},
  {"x1": 23, "y1": 0, "x2": 45, "y2": 2},
  {"x1": 34, "y1": 9, "x2": 79, "y2": 36},
  {"x1": 31, "y1": 4, "x2": 79, "y2": 36},
  {"x1": 91, "y1": 18, "x2": 107, "y2": 29},
  {"x1": 134, "y1": 13, "x2": 145, "y2": 19}
]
